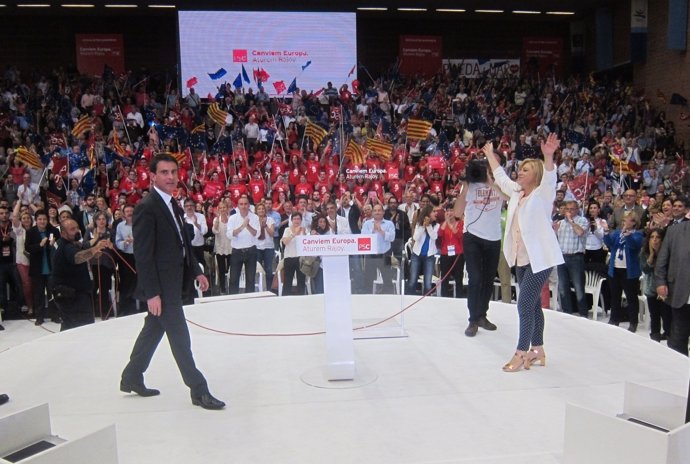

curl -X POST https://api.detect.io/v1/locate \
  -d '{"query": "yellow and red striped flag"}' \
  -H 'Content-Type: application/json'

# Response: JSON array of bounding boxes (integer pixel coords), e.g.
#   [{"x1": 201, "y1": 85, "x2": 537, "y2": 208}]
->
[
  {"x1": 305, "y1": 120, "x2": 328, "y2": 148},
  {"x1": 207, "y1": 103, "x2": 231, "y2": 127},
  {"x1": 71, "y1": 115, "x2": 92, "y2": 138},
  {"x1": 345, "y1": 139, "x2": 366, "y2": 165},
  {"x1": 113, "y1": 131, "x2": 126, "y2": 156},
  {"x1": 406, "y1": 118, "x2": 432, "y2": 141},
  {"x1": 191, "y1": 122, "x2": 206, "y2": 134},
  {"x1": 87, "y1": 144, "x2": 97, "y2": 169},
  {"x1": 169, "y1": 150, "x2": 187, "y2": 165},
  {"x1": 15, "y1": 146, "x2": 43, "y2": 169},
  {"x1": 366, "y1": 137, "x2": 393, "y2": 161}
]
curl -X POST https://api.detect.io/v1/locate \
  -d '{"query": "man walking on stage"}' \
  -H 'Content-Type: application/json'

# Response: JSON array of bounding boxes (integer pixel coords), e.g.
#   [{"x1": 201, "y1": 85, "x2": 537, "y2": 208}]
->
[{"x1": 120, "y1": 153, "x2": 225, "y2": 410}]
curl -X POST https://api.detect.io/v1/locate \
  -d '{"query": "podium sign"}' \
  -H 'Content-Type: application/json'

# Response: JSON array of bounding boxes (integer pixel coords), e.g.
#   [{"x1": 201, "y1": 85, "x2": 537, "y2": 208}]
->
[{"x1": 296, "y1": 234, "x2": 378, "y2": 381}]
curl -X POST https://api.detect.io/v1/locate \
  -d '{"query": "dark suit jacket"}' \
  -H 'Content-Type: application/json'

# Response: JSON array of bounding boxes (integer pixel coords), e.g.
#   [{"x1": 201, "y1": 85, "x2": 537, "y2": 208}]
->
[
  {"x1": 654, "y1": 221, "x2": 690, "y2": 308},
  {"x1": 133, "y1": 189, "x2": 202, "y2": 306},
  {"x1": 609, "y1": 205, "x2": 646, "y2": 230},
  {"x1": 25, "y1": 225, "x2": 60, "y2": 278},
  {"x1": 338, "y1": 203, "x2": 361, "y2": 234}
]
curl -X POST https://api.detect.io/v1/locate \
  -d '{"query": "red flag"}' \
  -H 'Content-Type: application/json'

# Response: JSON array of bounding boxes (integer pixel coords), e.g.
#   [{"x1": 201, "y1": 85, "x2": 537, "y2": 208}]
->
[
  {"x1": 330, "y1": 106, "x2": 341, "y2": 122},
  {"x1": 313, "y1": 88, "x2": 324, "y2": 96},
  {"x1": 273, "y1": 80, "x2": 286, "y2": 94},
  {"x1": 348, "y1": 65, "x2": 356, "y2": 77},
  {"x1": 51, "y1": 155, "x2": 67, "y2": 176},
  {"x1": 186, "y1": 76, "x2": 198, "y2": 88},
  {"x1": 568, "y1": 173, "x2": 596, "y2": 201}
]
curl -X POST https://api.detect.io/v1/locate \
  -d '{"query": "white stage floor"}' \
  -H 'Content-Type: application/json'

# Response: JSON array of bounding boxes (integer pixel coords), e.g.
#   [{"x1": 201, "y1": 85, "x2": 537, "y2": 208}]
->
[{"x1": 1, "y1": 295, "x2": 688, "y2": 464}]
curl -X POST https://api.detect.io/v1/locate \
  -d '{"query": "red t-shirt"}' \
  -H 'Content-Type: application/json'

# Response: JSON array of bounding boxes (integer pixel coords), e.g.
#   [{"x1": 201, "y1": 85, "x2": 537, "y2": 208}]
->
[
  {"x1": 248, "y1": 179, "x2": 266, "y2": 204},
  {"x1": 294, "y1": 182, "x2": 314, "y2": 197},
  {"x1": 438, "y1": 220, "x2": 464, "y2": 255}
]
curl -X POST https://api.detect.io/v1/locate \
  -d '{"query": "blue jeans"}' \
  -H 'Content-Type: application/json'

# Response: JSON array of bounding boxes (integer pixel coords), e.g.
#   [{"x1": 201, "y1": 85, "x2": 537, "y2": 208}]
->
[
  {"x1": 407, "y1": 254, "x2": 435, "y2": 295},
  {"x1": 463, "y1": 233, "x2": 501, "y2": 322},
  {"x1": 257, "y1": 248, "x2": 274, "y2": 292},
  {"x1": 557, "y1": 253, "x2": 587, "y2": 316}
]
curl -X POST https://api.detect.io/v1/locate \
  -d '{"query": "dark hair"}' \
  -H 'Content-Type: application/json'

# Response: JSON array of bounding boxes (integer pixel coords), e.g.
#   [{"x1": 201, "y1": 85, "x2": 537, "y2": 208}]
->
[
  {"x1": 673, "y1": 196, "x2": 690, "y2": 209},
  {"x1": 416, "y1": 205, "x2": 434, "y2": 226},
  {"x1": 149, "y1": 153, "x2": 178, "y2": 173},
  {"x1": 34, "y1": 209, "x2": 48, "y2": 220},
  {"x1": 643, "y1": 228, "x2": 665, "y2": 261},
  {"x1": 291, "y1": 211, "x2": 303, "y2": 220}
]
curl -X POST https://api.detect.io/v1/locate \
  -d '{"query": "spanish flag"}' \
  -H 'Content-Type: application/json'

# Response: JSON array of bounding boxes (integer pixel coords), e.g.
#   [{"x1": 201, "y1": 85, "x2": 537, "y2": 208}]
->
[
  {"x1": 406, "y1": 118, "x2": 432, "y2": 141},
  {"x1": 71, "y1": 115, "x2": 92, "y2": 138},
  {"x1": 15, "y1": 146, "x2": 43, "y2": 170},
  {"x1": 345, "y1": 139, "x2": 366, "y2": 165},
  {"x1": 305, "y1": 120, "x2": 328, "y2": 148},
  {"x1": 365, "y1": 137, "x2": 393, "y2": 160},
  {"x1": 207, "y1": 103, "x2": 231, "y2": 127}
]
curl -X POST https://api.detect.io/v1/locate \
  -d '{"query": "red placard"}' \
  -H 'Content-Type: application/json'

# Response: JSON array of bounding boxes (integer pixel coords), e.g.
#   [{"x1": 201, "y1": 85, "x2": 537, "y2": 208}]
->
[
  {"x1": 75, "y1": 34, "x2": 125, "y2": 76},
  {"x1": 399, "y1": 35, "x2": 443, "y2": 77}
]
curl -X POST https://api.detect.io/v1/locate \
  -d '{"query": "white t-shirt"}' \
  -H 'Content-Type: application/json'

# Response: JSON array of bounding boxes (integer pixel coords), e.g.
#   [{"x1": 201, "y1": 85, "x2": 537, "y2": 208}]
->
[{"x1": 463, "y1": 182, "x2": 504, "y2": 241}]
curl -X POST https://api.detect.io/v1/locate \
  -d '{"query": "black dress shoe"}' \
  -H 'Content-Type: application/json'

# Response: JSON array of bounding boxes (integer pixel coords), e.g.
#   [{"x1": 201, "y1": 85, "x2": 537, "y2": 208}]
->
[
  {"x1": 464, "y1": 323, "x2": 478, "y2": 337},
  {"x1": 192, "y1": 393, "x2": 225, "y2": 410},
  {"x1": 477, "y1": 316, "x2": 497, "y2": 331},
  {"x1": 0, "y1": 324, "x2": 4, "y2": 331},
  {"x1": 35, "y1": 318, "x2": 44, "y2": 326},
  {"x1": 120, "y1": 381, "x2": 160, "y2": 397},
  {"x1": 628, "y1": 323, "x2": 638, "y2": 333},
  {"x1": 0, "y1": 394, "x2": 9, "y2": 405}
]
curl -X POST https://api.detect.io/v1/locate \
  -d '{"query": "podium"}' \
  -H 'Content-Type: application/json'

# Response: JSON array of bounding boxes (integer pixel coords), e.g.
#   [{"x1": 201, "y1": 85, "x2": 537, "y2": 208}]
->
[
  {"x1": 296, "y1": 234, "x2": 378, "y2": 382},
  {"x1": 0, "y1": 403, "x2": 118, "y2": 463}
]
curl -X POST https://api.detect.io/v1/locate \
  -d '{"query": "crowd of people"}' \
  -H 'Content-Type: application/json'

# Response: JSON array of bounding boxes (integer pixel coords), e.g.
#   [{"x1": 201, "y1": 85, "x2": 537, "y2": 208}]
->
[{"x1": 0, "y1": 63, "x2": 689, "y2": 361}]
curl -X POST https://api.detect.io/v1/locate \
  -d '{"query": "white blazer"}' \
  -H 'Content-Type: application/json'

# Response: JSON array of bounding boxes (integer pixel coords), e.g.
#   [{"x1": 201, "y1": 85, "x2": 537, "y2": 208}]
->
[
  {"x1": 411, "y1": 223, "x2": 439, "y2": 256},
  {"x1": 492, "y1": 166, "x2": 564, "y2": 273}
]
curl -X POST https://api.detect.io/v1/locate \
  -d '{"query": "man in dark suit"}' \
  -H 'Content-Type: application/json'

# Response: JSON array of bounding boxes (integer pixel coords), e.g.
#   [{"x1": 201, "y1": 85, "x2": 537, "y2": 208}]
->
[
  {"x1": 609, "y1": 189, "x2": 645, "y2": 230},
  {"x1": 655, "y1": 220, "x2": 690, "y2": 356},
  {"x1": 120, "y1": 153, "x2": 225, "y2": 410},
  {"x1": 24, "y1": 210, "x2": 60, "y2": 325}
]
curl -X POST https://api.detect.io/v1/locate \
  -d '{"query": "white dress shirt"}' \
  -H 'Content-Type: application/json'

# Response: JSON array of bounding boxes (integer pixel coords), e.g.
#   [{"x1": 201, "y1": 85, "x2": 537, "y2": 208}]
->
[
  {"x1": 226, "y1": 211, "x2": 259, "y2": 249},
  {"x1": 184, "y1": 211, "x2": 208, "y2": 247}
]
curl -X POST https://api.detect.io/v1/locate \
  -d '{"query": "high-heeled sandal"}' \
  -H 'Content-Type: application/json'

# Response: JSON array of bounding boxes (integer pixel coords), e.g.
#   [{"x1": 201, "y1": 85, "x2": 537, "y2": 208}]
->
[
  {"x1": 502, "y1": 351, "x2": 531, "y2": 372},
  {"x1": 528, "y1": 346, "x2": 546, "y2": 367}
]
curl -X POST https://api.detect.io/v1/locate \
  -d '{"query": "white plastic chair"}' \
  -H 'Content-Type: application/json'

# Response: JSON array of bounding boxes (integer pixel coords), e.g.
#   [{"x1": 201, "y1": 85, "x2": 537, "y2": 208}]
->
[
  {"x1": 373, "y1": 265, "x2": 402, "y2": 294},
  {"x1": 584, "y1": 270, "x2": 606, "y2": 321}
]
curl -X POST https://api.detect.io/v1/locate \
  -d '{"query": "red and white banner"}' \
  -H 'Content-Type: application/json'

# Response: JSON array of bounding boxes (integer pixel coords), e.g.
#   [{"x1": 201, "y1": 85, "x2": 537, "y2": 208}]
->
[
  {"x1": 522, "y1": 37, "x2": 564, "y2": 79},
  {"x1": 296, "y1": 234, "x2": 379, "y2": 256},
  {"x1": 75, "y1": 34, "x2": 125, "y2": 76},
  {"x1": 399, "y1": 35, "x2": 442, "y2": 76}
]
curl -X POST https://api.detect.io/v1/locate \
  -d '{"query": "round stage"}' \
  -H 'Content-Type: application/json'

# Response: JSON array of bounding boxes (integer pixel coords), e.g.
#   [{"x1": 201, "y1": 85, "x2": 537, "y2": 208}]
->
[{"x1": 0, "y1": 295, "x2": 687, "y2": 463}]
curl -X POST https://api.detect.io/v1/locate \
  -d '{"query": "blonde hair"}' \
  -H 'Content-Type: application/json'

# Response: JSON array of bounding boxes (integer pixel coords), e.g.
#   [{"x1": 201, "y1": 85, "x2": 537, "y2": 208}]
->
[
  {"x1": 520, "y1": 159, "x2": 544, "y2": 187},
  {"x1": 623, "y1": 211, "x2": 640, "y2": 229}
]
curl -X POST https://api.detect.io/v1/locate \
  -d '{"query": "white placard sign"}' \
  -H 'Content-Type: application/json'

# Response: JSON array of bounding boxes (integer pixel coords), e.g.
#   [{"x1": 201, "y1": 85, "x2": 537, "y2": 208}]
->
[{"x1": 296, "y1": 234, "x2": 378, "y2": 257}]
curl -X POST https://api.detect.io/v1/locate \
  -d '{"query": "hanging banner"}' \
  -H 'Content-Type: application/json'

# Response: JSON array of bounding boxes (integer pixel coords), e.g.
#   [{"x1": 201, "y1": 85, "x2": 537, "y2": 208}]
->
[
  {"x1": 522, "y1": 37, "x2": 564, "y2": 79},
  {"x1": 75, "y1": 34, "x2": 125, "y2": 77},
  {"x1": 399, "y1": 35, "x2": 443, "y2": 76},
  {"x1": 631, "y1": 0, "x2": 648, "y2": 62},
  {"x1": 442, "y1": 59, "x2": 520, "y2": 78}
]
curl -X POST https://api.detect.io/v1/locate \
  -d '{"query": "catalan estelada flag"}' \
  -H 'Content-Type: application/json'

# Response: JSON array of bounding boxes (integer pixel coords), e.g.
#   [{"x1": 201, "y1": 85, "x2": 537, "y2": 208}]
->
[
  {"x1": 305, "y1": 120, "x2": 328, "y2": 148},
  {"x1": 366, "y1": 137, "x2": 393, "y2": 160},
  {"x1": 406, "y1": 118, "x2": 432, "y2": 141},
  {"x1": 345, "y1": 139, "x2": 366, "y2": 165}
]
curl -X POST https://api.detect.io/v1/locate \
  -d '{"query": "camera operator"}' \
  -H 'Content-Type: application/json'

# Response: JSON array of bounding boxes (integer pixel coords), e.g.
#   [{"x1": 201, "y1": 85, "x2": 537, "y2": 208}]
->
[{"x1": 453, "y1": 155, "x2": 506, "y2": 337}]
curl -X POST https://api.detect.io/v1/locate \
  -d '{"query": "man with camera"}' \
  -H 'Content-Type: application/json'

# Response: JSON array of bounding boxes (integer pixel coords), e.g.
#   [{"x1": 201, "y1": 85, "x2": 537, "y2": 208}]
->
[{"x1": 454, "y1": 156, "x2": 505, "y2": 337}]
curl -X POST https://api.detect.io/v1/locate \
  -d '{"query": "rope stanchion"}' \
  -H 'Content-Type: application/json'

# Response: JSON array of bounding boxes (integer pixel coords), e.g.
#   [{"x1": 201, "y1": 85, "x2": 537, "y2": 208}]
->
[{"x1": 184, "y1": 254, "x2": 462, "y2": 337}]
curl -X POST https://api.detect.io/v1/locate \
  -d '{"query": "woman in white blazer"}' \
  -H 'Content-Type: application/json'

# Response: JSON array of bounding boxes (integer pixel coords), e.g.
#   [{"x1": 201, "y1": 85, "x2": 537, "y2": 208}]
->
[
  {"x1": 406, "y1": 205, "x2": 440, "y2": 295},
  {"x1": 484, "y1": 133, "x2": 565, "y2": 372}
]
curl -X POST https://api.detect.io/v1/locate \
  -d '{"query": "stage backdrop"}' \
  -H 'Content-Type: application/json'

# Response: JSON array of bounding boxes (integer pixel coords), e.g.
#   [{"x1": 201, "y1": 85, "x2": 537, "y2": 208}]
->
[
  {"x1": 75, "y1": 34, "x2": 125, "y2": 77},
  {"x1": 178, "y1": 11, "x2": 357, "y2": 97},
  {"x1": 399, "y1": 35, "x2": 442, "y2": 76}
]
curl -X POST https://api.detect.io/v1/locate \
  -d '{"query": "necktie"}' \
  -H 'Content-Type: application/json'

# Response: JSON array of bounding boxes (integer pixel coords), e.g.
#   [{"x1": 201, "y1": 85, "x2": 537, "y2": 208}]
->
[{"x1": 170, "y1": 198, "x2": 191, "y2": 266}]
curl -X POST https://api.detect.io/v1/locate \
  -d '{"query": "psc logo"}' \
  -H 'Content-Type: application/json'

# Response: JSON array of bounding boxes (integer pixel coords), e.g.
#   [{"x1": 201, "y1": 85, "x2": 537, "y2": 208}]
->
[
  {"x1": 357, "y1": 237, "x2": 371, "y2": 251},
  {"x1": 232, "y1": 49, "x2": 248, "y2": 62}
]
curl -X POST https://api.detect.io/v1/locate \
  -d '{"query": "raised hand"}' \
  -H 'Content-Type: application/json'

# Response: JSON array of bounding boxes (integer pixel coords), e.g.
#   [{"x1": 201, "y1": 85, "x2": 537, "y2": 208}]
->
[{"x1": 540, "y1": 133, "x2": 560, "y2": 160}]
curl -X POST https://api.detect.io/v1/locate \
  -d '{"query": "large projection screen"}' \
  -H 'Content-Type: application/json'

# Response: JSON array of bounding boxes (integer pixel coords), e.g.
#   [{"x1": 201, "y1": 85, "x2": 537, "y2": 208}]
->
[{"x1": 178, "y1": 11, "x2": 357, "y2": 98}]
